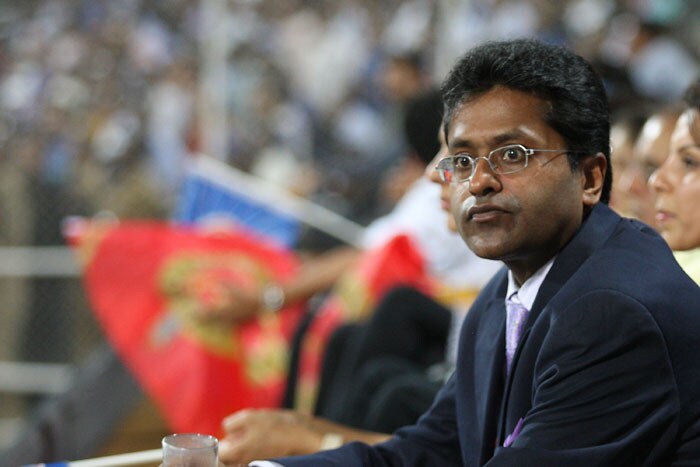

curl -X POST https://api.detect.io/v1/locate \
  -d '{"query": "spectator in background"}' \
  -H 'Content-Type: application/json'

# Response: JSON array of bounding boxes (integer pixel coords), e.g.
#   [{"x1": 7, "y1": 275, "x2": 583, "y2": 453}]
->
[
  {"x1": 650, "y1": 78, "x2": 700, "y2": 285},
  {"x1": 628, "y1": 106, "x2": 681, "y2": 224},
  {"x1": 609, "y1": 108, "x2": 647, "y2": 217},
  {"x1": 610, "y1": 105, "x2": 680, "y2": 226}
]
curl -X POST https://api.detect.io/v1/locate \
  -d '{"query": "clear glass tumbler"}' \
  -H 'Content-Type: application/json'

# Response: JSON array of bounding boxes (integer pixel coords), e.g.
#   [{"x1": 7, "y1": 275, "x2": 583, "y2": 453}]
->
[{"x1": 162, "y1": 433, "x2": 218, "y2": 467}]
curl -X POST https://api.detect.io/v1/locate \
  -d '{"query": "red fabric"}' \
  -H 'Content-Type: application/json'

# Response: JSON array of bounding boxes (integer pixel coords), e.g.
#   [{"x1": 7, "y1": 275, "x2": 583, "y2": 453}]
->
[
  {"x1": 74, "y1": 222, "x2": 303, "y2": 436},
  {"x1": 293, "y1": 234, "x2": 433, "y2": 412}
]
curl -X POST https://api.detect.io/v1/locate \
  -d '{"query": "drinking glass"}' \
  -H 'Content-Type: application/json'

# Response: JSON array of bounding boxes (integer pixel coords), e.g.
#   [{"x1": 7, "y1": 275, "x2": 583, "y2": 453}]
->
[{"x1": 162, "y1": 433, "x2": 218, "y2": 467}]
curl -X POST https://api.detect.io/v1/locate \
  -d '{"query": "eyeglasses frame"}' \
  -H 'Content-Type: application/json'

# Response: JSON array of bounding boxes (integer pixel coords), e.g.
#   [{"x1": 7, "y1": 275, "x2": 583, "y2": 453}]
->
[{"x1": 435, "y1": 144, "x2": 575, "y2": 183}]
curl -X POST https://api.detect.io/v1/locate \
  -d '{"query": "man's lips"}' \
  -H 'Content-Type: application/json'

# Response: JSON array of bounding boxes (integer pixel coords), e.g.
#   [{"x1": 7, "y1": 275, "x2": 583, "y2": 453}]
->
[{"x1": 467, "y1": 204, "x2": 509, "y2": 222}]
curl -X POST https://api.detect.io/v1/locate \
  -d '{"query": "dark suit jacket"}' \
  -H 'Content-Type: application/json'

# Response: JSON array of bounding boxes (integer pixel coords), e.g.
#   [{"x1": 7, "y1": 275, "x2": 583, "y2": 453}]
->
[{"x1": 275, "y1": 204, "x2": 700, "y2": 466}]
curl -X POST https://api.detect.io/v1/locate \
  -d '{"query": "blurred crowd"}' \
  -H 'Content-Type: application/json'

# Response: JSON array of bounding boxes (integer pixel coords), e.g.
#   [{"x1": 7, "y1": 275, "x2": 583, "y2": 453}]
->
[
  {"x1": 1, "y1": 0, "x2": 699, "y2": 248},
  {"x1": 1, "y1": 0, "x2": 700, "y2": 374}
]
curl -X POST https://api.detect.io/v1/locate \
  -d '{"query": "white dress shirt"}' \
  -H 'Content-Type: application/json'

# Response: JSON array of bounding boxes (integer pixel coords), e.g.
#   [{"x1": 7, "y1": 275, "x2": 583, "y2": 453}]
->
[{"x1": 505, "y1": 257, "x2": 555, "y2": 311}]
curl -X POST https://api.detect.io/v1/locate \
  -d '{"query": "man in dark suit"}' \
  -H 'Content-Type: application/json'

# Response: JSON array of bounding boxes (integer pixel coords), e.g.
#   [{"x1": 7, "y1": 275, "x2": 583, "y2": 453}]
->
[{"x1": 249, "y1": 39, "x2": 700, "y2": 467}]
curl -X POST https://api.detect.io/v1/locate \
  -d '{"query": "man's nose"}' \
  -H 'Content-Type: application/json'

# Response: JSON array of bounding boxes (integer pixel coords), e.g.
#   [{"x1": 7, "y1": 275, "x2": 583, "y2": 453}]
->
[{"x1": 468, "y1": 158, "x2": 499, "y2": 195}]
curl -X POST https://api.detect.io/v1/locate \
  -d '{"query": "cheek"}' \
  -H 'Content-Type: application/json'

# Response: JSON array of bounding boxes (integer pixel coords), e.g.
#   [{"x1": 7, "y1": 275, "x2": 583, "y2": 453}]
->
[
  {"x1": 527, "y1": 177, "x2": 583, "y2": 231},
  {"x1": 679, "y1": 178, "x2": 700, "y2": 246},
  {"x1": 450, "y1": 184, "x2": 468, "y2": 219}
]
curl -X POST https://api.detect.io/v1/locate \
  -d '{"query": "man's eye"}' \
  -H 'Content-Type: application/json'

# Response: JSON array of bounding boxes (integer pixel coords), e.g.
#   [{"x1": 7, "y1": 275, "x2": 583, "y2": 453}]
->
[
  {"x1": 454, "y1": 156, "x2": 472, "y2": 169},
  {"x1": 501, "y1": 147, "x2": 525, "y2": 162}
]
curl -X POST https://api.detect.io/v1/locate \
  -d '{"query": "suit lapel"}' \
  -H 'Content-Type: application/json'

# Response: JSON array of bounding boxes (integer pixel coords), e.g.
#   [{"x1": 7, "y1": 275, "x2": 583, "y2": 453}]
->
[
  {"x1": 475, "y1": 294, "x2": 507, "y2": 464},
  {"x1": 529, "y1": 204, "x2": 620, "y2": 321}
]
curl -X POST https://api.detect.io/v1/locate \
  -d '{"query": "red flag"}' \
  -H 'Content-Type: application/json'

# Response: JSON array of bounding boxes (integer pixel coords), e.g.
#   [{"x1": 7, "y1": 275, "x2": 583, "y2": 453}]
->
[
  {"x1": 72, "y1": 221, "x2": 304, "y2": 436},
  {"x1": 292, "y1": 234, "x2": 434, "y2": 412}
]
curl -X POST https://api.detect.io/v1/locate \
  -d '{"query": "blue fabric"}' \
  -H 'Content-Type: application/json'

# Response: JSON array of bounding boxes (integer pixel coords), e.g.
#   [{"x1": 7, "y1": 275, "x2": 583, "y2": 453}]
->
[{"x1": 174, "y1": 174, "x2": 300, "y2": 248}]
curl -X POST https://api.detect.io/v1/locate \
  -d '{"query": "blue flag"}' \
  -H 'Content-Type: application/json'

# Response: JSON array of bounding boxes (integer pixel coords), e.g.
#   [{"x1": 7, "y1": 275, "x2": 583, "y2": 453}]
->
[{"x1": 175, "y1": 158, "x2": 301, "y2": 249}]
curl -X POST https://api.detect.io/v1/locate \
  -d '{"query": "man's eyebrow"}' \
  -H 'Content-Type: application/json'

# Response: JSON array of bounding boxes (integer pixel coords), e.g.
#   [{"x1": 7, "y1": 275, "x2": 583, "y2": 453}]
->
[
  {"x1": 448, "y1": 136, "x2": 472, "y2": 149},
  {"x1": 448, "y1": 130, "x2": 526, "y2": 150},
  {"x1": 491, "y1": 131, "x2": 525, "y2": 146}
]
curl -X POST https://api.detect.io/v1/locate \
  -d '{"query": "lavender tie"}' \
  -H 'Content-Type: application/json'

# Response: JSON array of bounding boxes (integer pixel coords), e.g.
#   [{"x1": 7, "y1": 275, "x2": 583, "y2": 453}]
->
[{"x1": 505, "y1": 296, "x2": 529, "y2": 373}]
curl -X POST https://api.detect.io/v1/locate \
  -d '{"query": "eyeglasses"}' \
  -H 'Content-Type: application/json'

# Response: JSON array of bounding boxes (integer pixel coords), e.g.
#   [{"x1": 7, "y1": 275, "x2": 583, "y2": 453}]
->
[{"x1": 435, "y1": 144, "x2": 572, "y2": 183}]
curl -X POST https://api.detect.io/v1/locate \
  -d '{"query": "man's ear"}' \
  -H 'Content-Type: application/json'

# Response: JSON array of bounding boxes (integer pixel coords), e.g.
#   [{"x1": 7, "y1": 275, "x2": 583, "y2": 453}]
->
[{"x1": 580, "y1": 153, "x2": 606, "y2": 207}]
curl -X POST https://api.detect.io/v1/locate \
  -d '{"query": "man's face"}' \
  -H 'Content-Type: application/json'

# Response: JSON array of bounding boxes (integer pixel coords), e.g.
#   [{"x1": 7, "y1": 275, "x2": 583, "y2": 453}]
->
[{"x1": 447, "y1": 86, "x2": 595, "y2": 283}]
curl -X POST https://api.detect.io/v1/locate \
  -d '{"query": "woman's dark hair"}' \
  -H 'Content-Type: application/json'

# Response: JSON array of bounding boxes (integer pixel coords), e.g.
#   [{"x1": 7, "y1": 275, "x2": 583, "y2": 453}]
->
[{"x1": 441, "y1": 39, "x2": 612, "y2": 203}]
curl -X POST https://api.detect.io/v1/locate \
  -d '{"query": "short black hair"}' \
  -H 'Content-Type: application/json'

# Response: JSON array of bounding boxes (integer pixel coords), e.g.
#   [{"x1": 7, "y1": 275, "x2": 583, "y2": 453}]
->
[
  {"x1": 441, "y1": 39, "x2": 612, "y2": 203},
  {"x1": 403, "y1": 88, "x2": 443, "y2": 165}
]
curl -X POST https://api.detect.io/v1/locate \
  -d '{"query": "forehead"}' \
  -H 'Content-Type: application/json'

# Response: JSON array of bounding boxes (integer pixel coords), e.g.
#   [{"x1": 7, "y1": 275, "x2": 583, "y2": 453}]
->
[{"x1": 447, "y1": 87, "x2": 555, "y2": 147}]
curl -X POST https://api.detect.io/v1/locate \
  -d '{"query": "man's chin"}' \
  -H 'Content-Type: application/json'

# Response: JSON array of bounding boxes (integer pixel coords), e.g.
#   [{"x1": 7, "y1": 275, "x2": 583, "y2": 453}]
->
[{"x1": 464, "y1": 240, "x2": 509, "y2": 261}]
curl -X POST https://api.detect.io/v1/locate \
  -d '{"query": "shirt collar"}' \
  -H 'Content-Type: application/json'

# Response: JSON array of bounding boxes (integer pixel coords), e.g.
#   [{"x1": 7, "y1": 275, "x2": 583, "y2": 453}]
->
[{"x1": 506, "y1": 257, "x2": 556, "y2": 311}]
